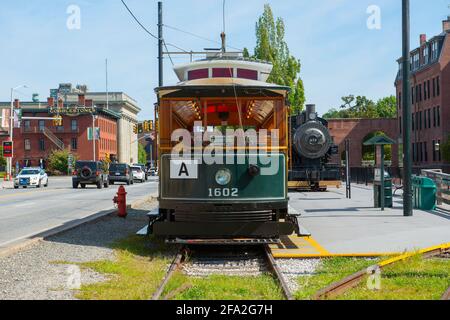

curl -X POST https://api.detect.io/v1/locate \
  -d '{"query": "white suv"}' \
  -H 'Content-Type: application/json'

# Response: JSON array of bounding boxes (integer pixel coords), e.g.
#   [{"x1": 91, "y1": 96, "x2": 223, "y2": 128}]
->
[
  {"x1": 131, "y1": 166, "x2": 145, "y2": 183},
  {"x1": 14, "y1": 168, "x2": 49, "y2": 189}
]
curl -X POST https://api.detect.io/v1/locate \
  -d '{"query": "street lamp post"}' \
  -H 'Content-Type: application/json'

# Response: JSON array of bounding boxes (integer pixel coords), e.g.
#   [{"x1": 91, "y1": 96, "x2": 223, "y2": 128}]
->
[
  {"x1": 402, "y1": 0, "x2": 413, "y2": 216},
  {"x1": 8, "y1": 85, "x2": 28, "y2": 180}
]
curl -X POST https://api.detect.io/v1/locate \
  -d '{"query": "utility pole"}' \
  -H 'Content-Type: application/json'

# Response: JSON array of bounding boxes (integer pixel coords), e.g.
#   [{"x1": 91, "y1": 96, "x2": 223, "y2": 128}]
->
[
  {"x1": 156, "y1": 1, "x2": 163, "y2": 171},
  {"x1": 106, "y1": 58, "x2": 109, "y2": 110},
  {"x1": 402, "y1": 0, "x2": 413, "y2": 216},
  {"x1": 158, "y1": 1, "x2": 163, "y2": 87}
]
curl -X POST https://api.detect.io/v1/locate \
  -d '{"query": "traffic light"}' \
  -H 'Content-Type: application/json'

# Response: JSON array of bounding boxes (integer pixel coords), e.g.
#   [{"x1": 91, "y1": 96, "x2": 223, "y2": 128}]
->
[
  {"x1": 149, "y1": 120, "x2": 154, "y2": 131},
  {"x1": 133, "y1": 124, "x2": 138, "y2": 134},
  {"x1": 142, "y1": 121, "x2": 149, "y2": 133},
  {"x1": 138, "y1": 123, "x2": 143, "y2": 134},
  {"x1": 155, "y1": 120, "x2": 159, "y2": 132},
  {"x1": 53, "y1": 116, "x2": 62, "y2": 126}
]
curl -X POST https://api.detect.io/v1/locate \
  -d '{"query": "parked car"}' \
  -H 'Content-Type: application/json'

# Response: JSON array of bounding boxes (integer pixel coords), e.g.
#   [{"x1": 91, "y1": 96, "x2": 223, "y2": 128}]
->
[
  {"x1": 108, "y1": 163, "x2": 133, "y2": 185},
  {"x1": 72, "y1": 161, "x2": 109, "y2": 189},
  {"x1": 131, "y1": 165, "x2": 146, "y2": 183},
  {"x1": 133, "y1": 163, "x2": 148, "y2": 180},
  {"x1": 14, "y1": 168, "x2": 48, "y2": 189}
]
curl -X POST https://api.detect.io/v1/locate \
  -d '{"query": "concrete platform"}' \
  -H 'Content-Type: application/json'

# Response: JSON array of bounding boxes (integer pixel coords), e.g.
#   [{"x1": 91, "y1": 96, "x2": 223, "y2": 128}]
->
[{"x1": 287, "y1": 185, "x2": 450, "y2": 255}]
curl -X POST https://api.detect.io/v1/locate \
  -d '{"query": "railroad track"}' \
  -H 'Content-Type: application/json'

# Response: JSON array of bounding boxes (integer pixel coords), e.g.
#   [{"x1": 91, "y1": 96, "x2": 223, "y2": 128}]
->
[
  {"x1": 313, "y1": 244, "x2": 450, "y2": 300},
  {"x1": 151, "y1": 244, "x2": 293, "y2": 300}
]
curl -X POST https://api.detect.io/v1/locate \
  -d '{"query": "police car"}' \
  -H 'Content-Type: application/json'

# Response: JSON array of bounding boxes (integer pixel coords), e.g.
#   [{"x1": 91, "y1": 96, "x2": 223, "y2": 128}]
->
[{"x1": 14, "y1": 167, "x2": 49, "y2": 189}]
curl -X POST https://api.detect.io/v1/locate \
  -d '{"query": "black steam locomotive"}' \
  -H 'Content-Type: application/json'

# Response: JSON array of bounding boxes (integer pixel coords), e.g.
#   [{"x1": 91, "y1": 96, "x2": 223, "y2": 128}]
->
[{"x1": 288, "y1": 104, "x2": 341, "y2": 191}]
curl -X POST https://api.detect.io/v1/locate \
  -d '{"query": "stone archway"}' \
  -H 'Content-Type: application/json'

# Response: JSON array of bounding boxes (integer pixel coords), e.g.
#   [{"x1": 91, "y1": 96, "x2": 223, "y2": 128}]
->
[{"x1": 327, "y1": 118, "x2": 399, "y2": 167}]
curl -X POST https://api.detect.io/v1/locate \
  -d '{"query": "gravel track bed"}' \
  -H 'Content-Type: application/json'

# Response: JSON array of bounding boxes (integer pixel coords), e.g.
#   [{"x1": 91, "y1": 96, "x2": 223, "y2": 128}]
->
[
  {"x1": 0, "y1": 200, "x2": 155, "y2": 300},
  {"x1": 276, "y1": 259, "x2": 321, "y2": 293}
]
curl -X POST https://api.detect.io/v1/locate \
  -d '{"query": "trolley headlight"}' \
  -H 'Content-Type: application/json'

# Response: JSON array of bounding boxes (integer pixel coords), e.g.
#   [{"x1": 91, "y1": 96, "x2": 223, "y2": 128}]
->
[{"x1": 215, "y1": 169, "x2": 232, "y2": 186}]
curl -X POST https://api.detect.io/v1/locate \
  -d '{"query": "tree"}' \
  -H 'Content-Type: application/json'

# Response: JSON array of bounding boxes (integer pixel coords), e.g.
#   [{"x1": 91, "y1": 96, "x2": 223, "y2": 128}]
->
[
  {"x1": 246, "y1": 4, "x2": 305, "y2": 114},
  {"x1": 323, "y1": 95, "x2": 397, "y2": 119},
  {"x1": 441, "y1": 135, "x2": 450, "y2": 163},
  {"x1": 375, "y1": 96, "x2": 397, "y2": 118},
  {"x1": 47, "y1": 149, "x2": 72, "y2": 175},
  {"x1": 0, "y1": 146, "x2": 6, "y2": 168},
  {"x1": 138, "y1": 143, "x2": 147, "y2": 164}
]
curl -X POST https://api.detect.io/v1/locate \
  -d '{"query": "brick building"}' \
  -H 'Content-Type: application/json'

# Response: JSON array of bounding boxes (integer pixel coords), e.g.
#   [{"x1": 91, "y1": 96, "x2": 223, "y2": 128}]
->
[
  {"x1": 0, "y1": 95, "x2": 120, "y2": 169},
  {"x1": 395, "y1": 17, "x2": 450, "y2": 171},
  {"x1": 0, "y1": 83, "x2": 141, "y2": 169}
]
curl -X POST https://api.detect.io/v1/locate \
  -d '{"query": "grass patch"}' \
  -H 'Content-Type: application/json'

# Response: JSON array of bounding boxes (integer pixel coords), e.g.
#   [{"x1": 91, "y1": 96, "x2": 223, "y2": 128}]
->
[
  {"x1": 163, "y1": 271, "x2": 284, "y2": 300},
  {"x1": 76, "y1": 235, "x2": 175, "y2": 300},
  {"x1": 294, "y1": 257, "x2": 379, "y2": 300},
  {"x1": 340, "y1": 255, "x2": 450, "y2": 300}
]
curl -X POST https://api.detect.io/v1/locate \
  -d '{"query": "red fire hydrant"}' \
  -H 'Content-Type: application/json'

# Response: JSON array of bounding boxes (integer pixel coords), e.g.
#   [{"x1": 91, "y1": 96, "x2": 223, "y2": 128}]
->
[{"x1": 113, "y1": 186, "x2": 127, "y2": 218}]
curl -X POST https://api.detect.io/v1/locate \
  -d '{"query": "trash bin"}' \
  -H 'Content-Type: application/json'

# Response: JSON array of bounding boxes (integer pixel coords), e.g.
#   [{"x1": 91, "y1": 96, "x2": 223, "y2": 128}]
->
[
  {"x1": 412, "y1": 176, "x2": 437, "y2": 210},
  {"x1": 374, "y1": 172, "x2": 393, "y2": 208}
]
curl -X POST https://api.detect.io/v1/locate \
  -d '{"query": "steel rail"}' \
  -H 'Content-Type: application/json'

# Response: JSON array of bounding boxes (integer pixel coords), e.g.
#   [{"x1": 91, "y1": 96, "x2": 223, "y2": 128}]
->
[
  {"x1": 151, "y1": 247, "x2": 187, "y2": 300},
  {"x1": 264, "y1": 245, "x2": 293, "y2": 300},
  {"x1": 313, "y1": 243, "x2": 450, "y2": 300}
]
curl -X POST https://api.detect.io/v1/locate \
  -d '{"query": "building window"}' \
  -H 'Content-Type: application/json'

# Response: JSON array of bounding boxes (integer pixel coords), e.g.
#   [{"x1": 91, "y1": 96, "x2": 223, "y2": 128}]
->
[
  {"x1": 411, "y1": 87, "x2": 414, "y2": 105},
  {"x1": 412, "y1": 112, "x2": 415, "y2": 131},
  {"x1": 56, "y1": 119, "x2": 64, "y2": 132},
  {"x1": 427, "y1": 80, "x2": 431, "y2": 99},
  {"x1": 423, "y1": 46, "x2": 429, "y2": 64},
  {"x1": 424, "y1": 142, "x2": 428, "y2": 162},
  {"x1": 399, "y1": 116, "x2": 402, "y2": 134},
  {"x1": 25, "y1": 139, "x2": 31, "y2": 151},
  {"x1": 433, "y1": 107, "x2": 436, "y2": 127},
  {"x1": 24, "y1": 120, "x2": 31, "y2": 132},
  {"x1": 419, "y1": 84, "x2": 422, "y2": 101},
  {"x1": 437, "y1": 106, "x2": 440, "y2": 127},
  {"x1": 438, "y1": 140, "x2": 442, "y2": 161},
  {"x1": 432, "y1": 140, "x2": 436, "y2": 161},
  {"x1": 433, "y1": 78, "x2": 436, "y2": 97},
  {"x1": 39, "y1": 138, "x2": 45, "y2": 151},
  {"x1": 419, "y1": 111, "x2": 422, "y2": 130},
  {"x1": 71, "y1": 138, "x2": 77, "y2": 150},
  {"x1": 437, "y1": 76, "x2": 440, "y2": 96},
  {"x1": 412, "y1": 53, "x2": 420, "y2": 70},
  {"x1": 431, "y1": 41, "x2": 438, "y2": 60},
  {"x1": 39, "y1": 120, "x2": 45, "y2": 132},
  {"x1": 424, "y1": 111, "x2": 427, "y2": 129},
  {"x1": 427, "y1": 109, "x2": 431, "y2": 128},
  {"x1": 423, "y1": 82, "x2": 427, "y2": 100},
  {"x1": 71, "y1": 119, "x2": 78, "y2": 132}
]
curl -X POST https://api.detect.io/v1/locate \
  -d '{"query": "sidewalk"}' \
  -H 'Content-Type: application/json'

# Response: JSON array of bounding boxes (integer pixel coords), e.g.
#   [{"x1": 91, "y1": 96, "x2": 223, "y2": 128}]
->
[{"x1": 0, "y1": 180, "x2": 13, "y2": 190}]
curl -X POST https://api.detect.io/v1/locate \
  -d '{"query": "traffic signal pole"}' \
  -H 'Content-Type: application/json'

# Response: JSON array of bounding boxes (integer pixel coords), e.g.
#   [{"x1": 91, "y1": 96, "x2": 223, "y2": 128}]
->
[{"x1": 402, "y1": 0, "x2": 413, "y2": 216}]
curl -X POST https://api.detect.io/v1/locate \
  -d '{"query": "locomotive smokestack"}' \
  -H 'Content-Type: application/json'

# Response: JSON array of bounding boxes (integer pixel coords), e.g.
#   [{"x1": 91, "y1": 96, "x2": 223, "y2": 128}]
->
[{"x1": 306, "y1": 104, "x2": 316, "y2": 116}]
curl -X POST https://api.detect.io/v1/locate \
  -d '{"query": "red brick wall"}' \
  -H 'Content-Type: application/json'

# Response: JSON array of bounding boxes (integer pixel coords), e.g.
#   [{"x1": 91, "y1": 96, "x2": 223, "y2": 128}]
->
[{"x1": 327, "y1": 118, "x2": 399, "y2": 167}]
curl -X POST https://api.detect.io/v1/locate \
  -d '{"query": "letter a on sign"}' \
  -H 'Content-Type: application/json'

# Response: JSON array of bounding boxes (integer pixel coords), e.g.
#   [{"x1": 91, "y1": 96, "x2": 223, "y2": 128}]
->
[{"x1": 170, "y1": 160, "x2": 198, "y2": 179}]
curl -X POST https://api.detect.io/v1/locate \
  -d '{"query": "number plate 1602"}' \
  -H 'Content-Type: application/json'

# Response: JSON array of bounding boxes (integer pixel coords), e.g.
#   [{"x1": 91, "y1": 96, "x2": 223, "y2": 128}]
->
[{"x1": 208, "y1": 188, "x2": 238, "y2": 197}]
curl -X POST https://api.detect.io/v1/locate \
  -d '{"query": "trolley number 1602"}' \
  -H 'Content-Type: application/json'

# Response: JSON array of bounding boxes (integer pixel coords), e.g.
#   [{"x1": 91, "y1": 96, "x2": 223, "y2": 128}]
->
[{"x1": 208, "y1": 188, "x2": 238, "y2": 197}]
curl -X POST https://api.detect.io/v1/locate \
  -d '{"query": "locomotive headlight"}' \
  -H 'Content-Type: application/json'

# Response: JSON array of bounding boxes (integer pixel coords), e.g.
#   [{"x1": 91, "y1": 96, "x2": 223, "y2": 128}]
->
[{"x1": 215, "y1": 169, "x2": 232, "y2": 186}]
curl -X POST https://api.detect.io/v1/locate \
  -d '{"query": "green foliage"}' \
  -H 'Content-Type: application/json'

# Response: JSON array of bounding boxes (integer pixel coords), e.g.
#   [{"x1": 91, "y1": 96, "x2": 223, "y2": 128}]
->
[
  {"x1": 323, "y1": 95, "x2": 397, "y2": 119},
  {"x1": 0, "y1": 146, "x2": 6, "y2": 167},
  {"x1": 245, "y1": 4, "x2": 305, "y2": 114},
  {"x1": 441, "y1": 135, "x2": 450, "y2": 163},
  {"x1": 138, "y1": 143, "x2": 147, "y2": 164},
  {"x1": 47, "y1": 149, "x2": 72, "y2": 174},
  {"x1": 362, "y1": 131, "x2": 392, "y2": 161}
]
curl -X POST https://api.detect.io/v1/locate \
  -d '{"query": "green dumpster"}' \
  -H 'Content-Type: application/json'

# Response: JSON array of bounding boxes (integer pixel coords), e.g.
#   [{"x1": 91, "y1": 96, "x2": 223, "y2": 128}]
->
[
  {"x1": 412, "y1": 176, "x2": 437, "y2": 210},
  {"x1": 374, "y1": 172, "x2": 393, "y2": 208}
]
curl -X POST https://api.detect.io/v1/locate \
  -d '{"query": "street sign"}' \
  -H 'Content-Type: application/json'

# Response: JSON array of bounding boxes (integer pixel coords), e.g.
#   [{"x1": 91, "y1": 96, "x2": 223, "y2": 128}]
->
[
  {"x1": 68, "y1": 154, "x2": 74, "y2": 169},
  {"x1": 2, "y1": 141, "x2": 13, "y2": 158}
]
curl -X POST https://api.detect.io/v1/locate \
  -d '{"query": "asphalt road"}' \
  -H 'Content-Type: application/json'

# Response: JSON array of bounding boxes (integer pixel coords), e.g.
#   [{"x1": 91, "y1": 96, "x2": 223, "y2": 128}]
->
[{"x1": 0, "y1": 176, "x2": 158, "y2": 248}]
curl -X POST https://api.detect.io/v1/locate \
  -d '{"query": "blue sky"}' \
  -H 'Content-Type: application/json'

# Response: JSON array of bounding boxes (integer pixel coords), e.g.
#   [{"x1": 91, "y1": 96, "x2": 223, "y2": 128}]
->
[{"x1": 0, "y1": 0, "x2": 448, "y2": 120}]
